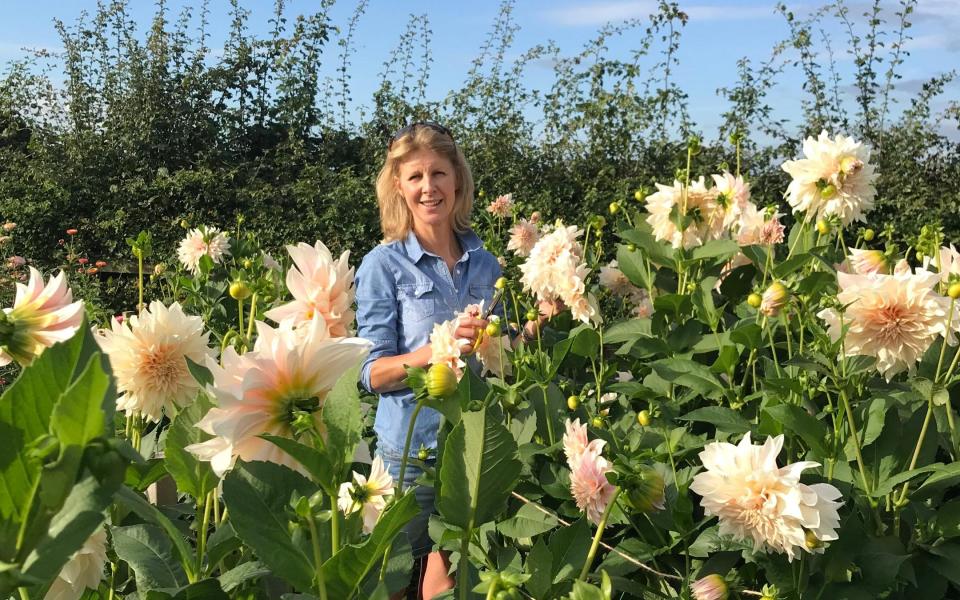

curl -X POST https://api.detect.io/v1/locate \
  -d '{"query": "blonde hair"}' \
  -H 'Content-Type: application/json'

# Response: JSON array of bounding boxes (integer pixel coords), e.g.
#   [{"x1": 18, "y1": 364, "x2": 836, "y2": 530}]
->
[{"x1": 375, "y1": 125, "x2": 475, "y2": 242}]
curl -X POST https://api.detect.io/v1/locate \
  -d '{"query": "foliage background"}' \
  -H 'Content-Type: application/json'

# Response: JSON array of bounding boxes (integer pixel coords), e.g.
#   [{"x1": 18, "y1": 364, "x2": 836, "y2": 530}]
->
[{"x1": 0, "y1": 0, "x2": 958, "y2": 311}]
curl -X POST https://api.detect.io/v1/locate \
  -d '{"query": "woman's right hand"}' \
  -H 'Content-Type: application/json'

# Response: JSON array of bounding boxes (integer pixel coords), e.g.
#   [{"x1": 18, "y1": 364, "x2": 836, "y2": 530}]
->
[{"x1": 455, "y1": 315, "x2": 488, "y2": 355}]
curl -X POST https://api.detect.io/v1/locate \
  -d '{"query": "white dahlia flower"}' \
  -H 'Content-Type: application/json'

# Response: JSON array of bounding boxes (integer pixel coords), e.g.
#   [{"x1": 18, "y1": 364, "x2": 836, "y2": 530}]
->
[
  {"x1": 44, "y1": 527, "x2": 108, "y2": 600},
  {"x1": 645, "y1": 177, "x2": 727, "y2": 250},
  {"x1": 781, "y1": 131, "x2": 877, "y2": 226},
  {"x1": 337, "y1": 455, "x2": 395, "y2": 534},
  {"x1": 0, "y1": 267, "x2": 84, "y2": 366},
  {"x1": 177, "y1": 227, "x2": 231, "y2": 273}
]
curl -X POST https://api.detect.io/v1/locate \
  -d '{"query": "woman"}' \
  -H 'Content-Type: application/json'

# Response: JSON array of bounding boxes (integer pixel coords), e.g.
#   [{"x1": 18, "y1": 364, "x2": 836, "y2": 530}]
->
[{"x1": 355, "y1": 122, "x2": 551, "y2": 598}]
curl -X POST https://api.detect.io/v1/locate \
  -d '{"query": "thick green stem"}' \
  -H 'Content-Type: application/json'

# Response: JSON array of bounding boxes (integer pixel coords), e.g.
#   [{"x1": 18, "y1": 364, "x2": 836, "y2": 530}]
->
[
  {"x1": 306, "y1": 514, "x2": 329, "y2": 600},
  {"x1": 197, "y1": 492, "x2": 212, "y2": 576},
  {"x1": 397, "y1": 396, "x2": 427, "y2": 492},
  {"x1": 896, "y1": 394, "x2": 935, "y2": 506},
  {"x1": 839, "y1": 389, "x2": 871, "y2": 494},
  {"x1": 237, "y1": 297, "x2": 244, "y2": 343},
  {"x1": 578, "y1": 487, "x2": 621, "y2": 581},
  {"x1": 137, "y1": 253, "x2": 144, "y2": 312},
  {"x1": 245, "y1": 293, "x2": 258, "y2": 342},
  {"x1": 330, "y1": 494, "x2": 340, "y2": 555}
]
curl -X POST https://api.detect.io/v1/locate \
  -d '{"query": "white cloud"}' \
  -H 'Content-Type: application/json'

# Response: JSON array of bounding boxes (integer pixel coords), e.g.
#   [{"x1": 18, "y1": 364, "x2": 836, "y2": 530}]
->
[{"x1": 543, "y1": 1, "x2": 776, "y2": 27}]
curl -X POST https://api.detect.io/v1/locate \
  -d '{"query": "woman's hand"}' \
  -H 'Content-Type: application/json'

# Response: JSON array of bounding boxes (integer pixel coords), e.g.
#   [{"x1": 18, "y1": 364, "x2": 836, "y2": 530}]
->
[
  {"x1": 537, "y1": 298, "x2": 565, "y2": 321},
  {"x1": 455, "y1": 315, "x2": 489, "y2": 355}
]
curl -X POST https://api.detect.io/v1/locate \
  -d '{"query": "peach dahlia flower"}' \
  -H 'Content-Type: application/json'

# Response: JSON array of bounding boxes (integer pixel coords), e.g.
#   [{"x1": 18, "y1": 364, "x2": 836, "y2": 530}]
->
[
  {"x1": 0, "y1": 267, "x2": 84, "y2": 366},
  {"x1": 519, "y1": 222, "x2": 599, "y2": 324},
  {"x1": 691, "y1": 433, "x2": 842, "y2": 561},
  {"x1": 186, "y1": 316, "x2": 371, "y2": 477},
  {"x1": 96, "y1": 301, "x2": 213, "y2": 422},
  {"x1": 265, "y1": 240, "x2": 356, "y2": 338},
  {"x1": 507, "y1": 218, "x2": 539, "y2": 257},
  {"x1": 818, "y1": 268, "x2": 958, "y2": 380},
  {"x1": 645, "y1": 177, "x2": 726, "y2": 250}
]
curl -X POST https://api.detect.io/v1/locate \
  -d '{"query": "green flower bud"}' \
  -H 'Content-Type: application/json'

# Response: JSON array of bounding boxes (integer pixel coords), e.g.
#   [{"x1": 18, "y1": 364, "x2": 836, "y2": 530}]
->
[{"x1": 426, "y1": 363, "x2": 458, "y2": 398}]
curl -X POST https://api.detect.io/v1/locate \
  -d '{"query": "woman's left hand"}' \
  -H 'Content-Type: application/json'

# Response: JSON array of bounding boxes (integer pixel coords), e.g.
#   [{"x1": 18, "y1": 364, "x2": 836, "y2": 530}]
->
[{"x1": 455, "y1": 316, "x2": 489, "y2": 355}]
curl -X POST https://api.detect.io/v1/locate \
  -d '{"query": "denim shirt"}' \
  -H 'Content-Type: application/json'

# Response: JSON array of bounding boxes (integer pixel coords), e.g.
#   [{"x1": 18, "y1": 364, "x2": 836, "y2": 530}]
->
[{"x1": 355, "y1": 229, "x2": 501, "y2": 457}]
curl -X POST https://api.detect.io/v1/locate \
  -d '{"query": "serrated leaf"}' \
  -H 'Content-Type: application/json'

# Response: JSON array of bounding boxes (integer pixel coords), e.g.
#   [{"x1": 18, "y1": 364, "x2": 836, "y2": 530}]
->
[
  {"x1": 496, "y1": 502, "x2": 559, "y2": 538},
  {"x1": 550, "y1": 518, "x2": 591, "y2": 584},
  {"x1": 764, "y1": 404, "x2": 827, "y2": 456},
  {"x1": 323, "y1": 362, "x2": 364, "y2": 481},
  {"x1": 650, "y1": 358, "x2": 724, "y2": 399},
  {"x1": 218, "y1": 561, "x2": 270, "y2": 592},
  {"x1": 438, "y1": 409, "x2": 521, "y2": 529},
  {"x1": 165, "y1": 394, "x2": 217, "y2": 501},
  {"x1": 322, "y1": 492, "x2": 418, "y2": 599},
  {"x1": 112, "y1": 524, "x2": 187, "y2": 591},
  {"x1": 679, "y1": 407, "x2": 751, "y2": 434},
  {"x1": 221, "y1": 461, "x2": 316, "y2": 591}
]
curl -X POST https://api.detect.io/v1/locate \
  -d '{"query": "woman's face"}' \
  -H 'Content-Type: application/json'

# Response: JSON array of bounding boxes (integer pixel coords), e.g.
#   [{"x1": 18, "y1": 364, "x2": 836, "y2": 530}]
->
[{"x1": 395, "y1": 148, "x2": 457, "y2": 233}]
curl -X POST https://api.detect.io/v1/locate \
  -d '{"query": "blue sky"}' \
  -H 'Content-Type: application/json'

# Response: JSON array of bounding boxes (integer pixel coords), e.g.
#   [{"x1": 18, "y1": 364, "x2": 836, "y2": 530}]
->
[{"x1": 1, "y1": 1, "x2": 957, "y2": 139}]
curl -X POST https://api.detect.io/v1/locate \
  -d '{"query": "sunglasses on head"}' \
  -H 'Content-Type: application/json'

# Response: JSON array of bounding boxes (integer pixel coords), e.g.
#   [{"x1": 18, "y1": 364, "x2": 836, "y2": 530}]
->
[{"x1": 388, "y1": 121, "x2": 454, "y2": 149}]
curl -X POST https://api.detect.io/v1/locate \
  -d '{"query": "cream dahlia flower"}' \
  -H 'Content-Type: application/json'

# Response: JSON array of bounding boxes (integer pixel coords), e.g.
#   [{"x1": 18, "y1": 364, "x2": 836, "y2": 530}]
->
[
  {"x1": 0, "y1": 267, "x2": 84, "y2": 367},
  {"x1": 691, "y1": 574, "x2": 728, "y2": 600},
  {"x1": 177, "y1": 227, "x2": 231, "y2": 273},
  {"x1": 475, "y1": 329, "x2": 512, "y2": 378},
  {"x1": 924, "y1": 244, "x2": 960, "y2": 283},
  {"x1": 781, "y1": 131, "x2": 877, "y2": 226},
  {"x1": 429, "y1": 318, "x2": 466, "y2": 380},
  {"x1": 736, "y1": 203, "x2": 785, "y2": 246},
  {"x1": 185, "y1": 316, "x2": 371, "y2": 477},
  {"x1": 507, "y1": 218, "x2": 540, "y2": 257},
  {"x1": 691, "y1": 433, "x2": 842, "y2": 561},
  {"x1": 712, "y1": 171, "x2": 751, "y2": 229},
  {"x1": 645, "y1": 177, "x2": 726, "y2": 249},
  {"x1": 486, "y1": 193, "x2": 514, "y2": 218},
  {"x1": 632, "y1": 289, "x2": 654, "y2": 318},
  {"x1": 44, "y1": 527, "x2": 108, "y2": 600},
  {"x1": 760, "y1": 281, "x2": 789, "y2": 318},
  {"x1": 337, "y1": 455, "x2": 394, "y2": 533},
  {"x1": 519, "y1": 222, "x2": 599, "y2": 324},
  {"x1": 599, "y1": 261, "x2": 641, "y2": 298},
  {"x1": 96, "y1": 301, "x2": 213, "y2": 422},
  {"x1": 264, "y1": 241, "x2": 356, "y2": 338},
  {"x1": 847, "y1": 248, "x2": 891, "y2": 275},
  {"x1": 818, "y1": 268, "x2": 958, "y2": 380}
]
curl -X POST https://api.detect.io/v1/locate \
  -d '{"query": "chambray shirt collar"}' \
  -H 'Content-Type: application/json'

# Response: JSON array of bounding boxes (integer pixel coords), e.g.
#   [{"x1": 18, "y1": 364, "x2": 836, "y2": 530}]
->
[{"x1": 401, "y1": 229, "x2": 484, "y2": 263}]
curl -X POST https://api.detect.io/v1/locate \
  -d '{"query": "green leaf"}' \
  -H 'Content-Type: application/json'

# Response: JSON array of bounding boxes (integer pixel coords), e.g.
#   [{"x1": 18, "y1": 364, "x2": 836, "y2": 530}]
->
[
  {"x1": 260, "y1": 435, "x2": 336, "y2": 494},
  {"x1": 165, "y1": 394, "x2": 218, "y2": 501},
  {"x1": 550, "y1": 518, "x2": 591, "y2": 584},
  {"x1": 496, "y1": 502, "x2": 560, "y2": 539},
  {"x1": 525, "y1": 539, "x2": 553, "y2": 599},
  {"x1": 653, "y1": 294, "x2": 692, "y2": 320},
  {"x1": 322, "y1": 492, "x2": 418, "y2": 599},
  {"x1": 616, "y1": 244, "x2": 653, "y2": 290},
  {"x1": 145, "y1": 579, "x2": 230, "y2": 600},
  {"x1": 914, "y1": 462, "x2": 960, "y2": 500},
  {"x1": 221, "y1": 461, "x2": 316, "y2": 591},
  {"x1": 20, "y1": 475, "x2": 114, "y2": 583},
  {"x1": 928, "y1": 543, "x2": 960, "y2": 585},
  {"x1": 114, "y1": 486, "x2": 197, "y2": 582},
  {"x1": 679, "y1": 407, "x2": 751, "y2": 434},
  {"x1": 0, "y1": 322, "x2": 98, "y2": 534},
  {"x1": 437, "y1": 408, "x2": 522, "y2": 529},
  {"x1": 686, "y1": 239, "x2": 739, "y2": 264},
  {"x1": 871, "y1": 464, "x2": 943, "y2": 498},
  {"x1": 619, "y1": 227, "x2": 676, "y2": 269},
  {"x1": 568, "y1": 325, "x2": 600, "y2": 358},
  {"x1": 186, "y1": 357, "x2": 214, "y2": 387},
  {"x1": 49, "y1": 352, "x2": 112, "y2": 447},
  {"x1": 323, "y1": 362, "x2": 364, "y2": 481},
  {"x1": 729, "y1": 322, "x2": 763, "y2": 350},
  {"x1": 650, "y1": 358, "x2": 724, "y2": 399},
  {"x1": 764, "y1": 404, "x2": 828, "y2": 456},
  {"x1": 604, "y1": 319, "x2": 653, "y2": 345},
  {"x1": 218, "y1": 561, "x2": 270, "y2": 592},
  {"x1": 112, "y1": 524, "x2": 187, "y2": 591}
]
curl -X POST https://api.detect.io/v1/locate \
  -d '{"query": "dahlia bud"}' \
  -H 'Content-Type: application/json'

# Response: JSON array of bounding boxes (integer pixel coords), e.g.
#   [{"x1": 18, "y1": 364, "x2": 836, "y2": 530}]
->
[
  {"x1": 494, "y1": 276, "x2": 506, "y2": 290},
  {"x1": 153, "y1": 262, "x2": 167, "y2": 276},
  {"x1": 637, "y1": 410, "x2": 651, "y2": 426},
  {"x1": 2, "y1": 222, "x2": 15, "y2": 232},
  {"x1": 525, "y1": 308, "x2": 538, "y2": 322},
  {"x1": 839, "y1": 155, "x2": 863, "y2": 176},
  {"x1": 530, "y1": 211, "x2": 541, "y2": 223},
  {"x1": 848, "y1": 249, "x2": 890, "y2": 275},
  {"x1": 229, "y1": 281, "x2": 252, "y2": 300},
  {"x1": 626, "y1": 243, "x2": 637, "y2": 252},
  {"x1": 591, "y1": 415, "x2": 604, "y2": 428},
  {"x1": 816, "y1": 219, "x2": 831, "y2": 235},
  {"x1": 863, "y1": 228, "x2": 875, "y2": 241},
  {"x1": 426, "y1": 363, "x2": 457, "y2": 398},
  {"x1": 623, "y1": 465, "x2": 665, "y2": 513},
  {"x1": 180, "y1": 219, "x2": 189, "y2": 229},
  {"x1": 485, "y1": 321, "x2": 500, "y2": 337},
  {"x1": 747, "y1": 293, "x2": 762, "y2": 308},
  {"x1": 478, "y1": 189, "x2": 486, "y2": 199},
  {"x1": 608, "y1": 201, "x2": 620, "y2": 215},
  {"x1": 242, "y1": 258, "x2": 253, "y2": 269},
  {"x1": 567, "y1": 395, "x2": 579, "y2": 410},
  {"x1": 949, "y1": 283, "x2": 960, "y2": 300},
  {"x1": 633, "y1": 189, "x2": 644, "y2": 202},
  {"x1": 691, "y1": 574, "x2": 728, "y2": 600},
  {"x1": 760, "y1": 281, "x2": 789, "y2": 317}
]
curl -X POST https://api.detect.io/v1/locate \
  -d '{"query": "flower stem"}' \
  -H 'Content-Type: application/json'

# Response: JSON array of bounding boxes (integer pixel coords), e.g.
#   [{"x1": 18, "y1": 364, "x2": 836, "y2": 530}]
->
[
  {"x1": 237, "y1": 297, "x2": 244, "y2": 344},
  {"x1": 397, "y1": 396, "x2": 427, "y2": 492},
  {"x1": 839, "y1": 388, "x2": 871, "y2": 494},
  {"x1": 896, "y1": 392, "x2": 935, "y2": 506},
  {"x1": 306, "y1": 513, "x2": 329, "y2": 600},
  {"x1": 137, "y1": 252, "x2": 144, "y2": 313},
  {"x1": 578, "y1": 487, "x2": 621, "y2": 581},
  {"x1": 245, "y1": 293, "x2": 258, "y2": 343},
  {"x1": 196, "y1": 492, "x2": 212, "y2": 576},
  {"x1": 330, "y1": 492, "x2": 340, "y2": 555}
]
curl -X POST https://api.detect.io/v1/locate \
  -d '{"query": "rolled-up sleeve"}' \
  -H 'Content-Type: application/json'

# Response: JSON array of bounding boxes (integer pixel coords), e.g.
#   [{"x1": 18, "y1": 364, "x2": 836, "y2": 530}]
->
[{"x1": 355, "y1": 249, "x2": 398, "y2": 393}]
